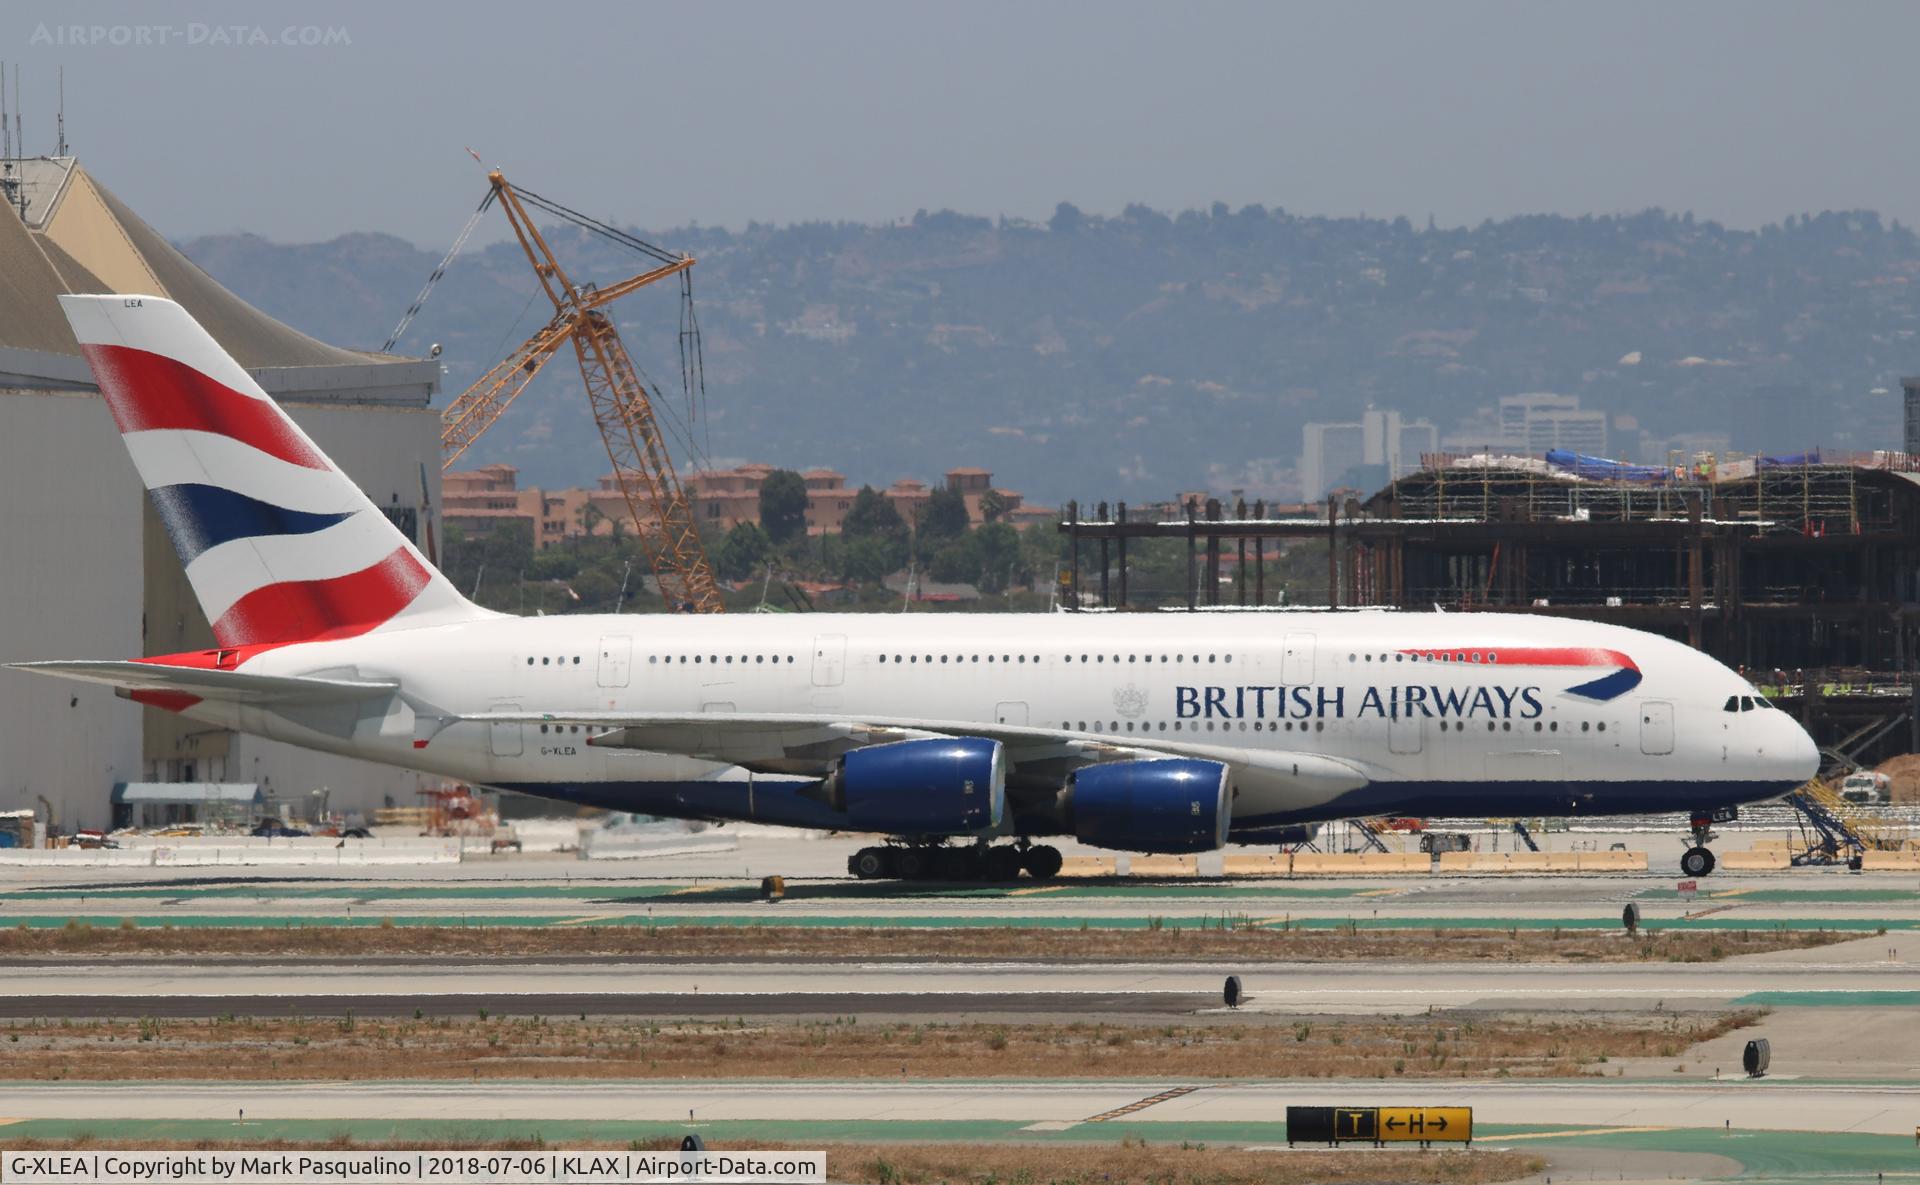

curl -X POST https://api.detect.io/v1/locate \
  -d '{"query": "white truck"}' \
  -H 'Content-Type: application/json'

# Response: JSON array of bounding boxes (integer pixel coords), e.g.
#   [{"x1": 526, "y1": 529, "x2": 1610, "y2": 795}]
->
[{"x1": 1839, "y1": 771, "x2": 1891, "y2": 805}]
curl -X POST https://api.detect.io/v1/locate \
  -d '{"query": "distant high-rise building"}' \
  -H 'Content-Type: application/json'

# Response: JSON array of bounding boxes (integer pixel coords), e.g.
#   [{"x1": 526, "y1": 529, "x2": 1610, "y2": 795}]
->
[
  {"x1": 1300, "y1": 408, "x2": 1437, "y2": 498},
  {"x1": 1495, "y1": 393, "x2": 1608, "y2": 455},
  {"x1": 1902, "y1": 377, "x2": 1920, "y2": 456}
]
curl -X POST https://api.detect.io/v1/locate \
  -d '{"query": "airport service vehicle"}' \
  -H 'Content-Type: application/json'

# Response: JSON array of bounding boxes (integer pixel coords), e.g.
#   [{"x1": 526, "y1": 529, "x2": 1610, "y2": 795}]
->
[
  {"x1": 13, "y1": 296, "x2": 1821, "y2": 879},
  {"x1": 1839, "y1": 770, "x2": 1890, "y2": 805}
]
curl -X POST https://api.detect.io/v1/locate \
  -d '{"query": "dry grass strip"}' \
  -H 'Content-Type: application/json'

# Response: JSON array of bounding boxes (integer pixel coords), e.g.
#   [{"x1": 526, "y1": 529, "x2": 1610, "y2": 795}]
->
[
  {"x1": 0, "y1": 921, "x2": 1852, "y2": 963},
  {"x1": 0, "y1": 1010, "x2": 1762, "y2": 1081}
]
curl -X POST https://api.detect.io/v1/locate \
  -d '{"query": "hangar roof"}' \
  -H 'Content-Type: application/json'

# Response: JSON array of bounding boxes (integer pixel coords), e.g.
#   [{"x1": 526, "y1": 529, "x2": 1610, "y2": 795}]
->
[{"x1": 0, "y1": 157, "x2": 436, "y2": 404}]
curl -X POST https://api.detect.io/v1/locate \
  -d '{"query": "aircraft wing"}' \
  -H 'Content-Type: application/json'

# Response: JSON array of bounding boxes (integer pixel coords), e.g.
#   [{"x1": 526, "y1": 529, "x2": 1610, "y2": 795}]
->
[
  {"x1": 9, "y1": 660, "x2": 399, "y2": 705},
  {"x1": 457, "y1": 709, "x2": 1368, "y2": 799}
]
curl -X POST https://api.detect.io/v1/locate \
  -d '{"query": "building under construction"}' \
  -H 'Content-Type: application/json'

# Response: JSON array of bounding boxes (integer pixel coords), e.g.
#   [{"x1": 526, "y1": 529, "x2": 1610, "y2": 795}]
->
[{"x1": 1061, "y1": 450, "x2": 1920, "y2": 768}]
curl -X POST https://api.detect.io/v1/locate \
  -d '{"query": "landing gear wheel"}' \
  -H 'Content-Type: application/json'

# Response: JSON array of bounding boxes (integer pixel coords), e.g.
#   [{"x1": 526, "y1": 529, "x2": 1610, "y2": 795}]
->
[
  {"x1": 849, "y1": 847, "x2": 893, "y2": 880},
  {"x1": 932, "y1": 846, "x2": 972, "y2": 881},
  {"x1": 983, "y1": 846, "x2": 1024, "y2": 882},
  {"x1": 1022, "y1": 844, "x2": 1064, "y2": 881},
  {"x1": 1681, "y1": 846, "x2": 1716, "y2": 877},
  {"x1": 894, "y1": 847, "x2": 930, "y2": 880}
]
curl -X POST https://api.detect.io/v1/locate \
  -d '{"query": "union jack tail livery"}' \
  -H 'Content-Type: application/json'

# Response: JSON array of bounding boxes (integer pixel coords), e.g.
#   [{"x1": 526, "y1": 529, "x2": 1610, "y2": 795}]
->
[{"x1": 59, "y1": 294, "x2": 483, "y2": 647}]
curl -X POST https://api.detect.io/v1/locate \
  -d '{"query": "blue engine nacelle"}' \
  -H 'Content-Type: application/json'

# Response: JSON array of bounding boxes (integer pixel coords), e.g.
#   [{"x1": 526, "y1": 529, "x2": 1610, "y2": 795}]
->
[
  {"x1": 832, "y1": 737, "x2": 1006, "y2": 836},
  {"x1": 1069, "y1": 758, "x2": 1231, "y2": 853}
]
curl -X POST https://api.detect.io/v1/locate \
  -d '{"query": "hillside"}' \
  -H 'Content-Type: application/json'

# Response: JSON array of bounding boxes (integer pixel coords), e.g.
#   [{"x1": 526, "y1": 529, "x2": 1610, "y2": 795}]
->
[{"x1": 181, "y1": 204, "x2": 1920, "y2": 504}]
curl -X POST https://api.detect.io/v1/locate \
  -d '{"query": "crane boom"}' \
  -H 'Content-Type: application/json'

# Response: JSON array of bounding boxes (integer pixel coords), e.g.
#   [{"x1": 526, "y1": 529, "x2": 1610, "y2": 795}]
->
[
  {"x1": 440, "y1": 316, "x2": 572, "y2": 467},
  {"x1": 438, "y1": 169, "x2": 723, "y2": 613}
]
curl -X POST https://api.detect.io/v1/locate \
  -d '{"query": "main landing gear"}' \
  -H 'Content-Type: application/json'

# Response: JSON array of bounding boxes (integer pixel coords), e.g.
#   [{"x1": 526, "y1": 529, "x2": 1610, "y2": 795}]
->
[
  {"x1": 848, "y1": 840, "x2": 1063, "y2": 882},
  {"x1": 1680, "y1": 807, "x2": 1739, "y2": 877}
]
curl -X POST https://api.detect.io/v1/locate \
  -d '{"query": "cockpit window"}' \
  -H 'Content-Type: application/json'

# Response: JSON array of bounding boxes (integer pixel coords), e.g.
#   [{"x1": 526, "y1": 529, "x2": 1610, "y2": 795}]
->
[{"x1": 1724, "y1": 695, "x2": 1739, "y2": 712}]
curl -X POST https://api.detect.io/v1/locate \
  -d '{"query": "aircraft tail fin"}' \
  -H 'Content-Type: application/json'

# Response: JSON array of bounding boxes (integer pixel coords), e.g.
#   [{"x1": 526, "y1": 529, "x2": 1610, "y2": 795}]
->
[{"x1": 58, "y1": 294, "x2": 487, "y2": 648}]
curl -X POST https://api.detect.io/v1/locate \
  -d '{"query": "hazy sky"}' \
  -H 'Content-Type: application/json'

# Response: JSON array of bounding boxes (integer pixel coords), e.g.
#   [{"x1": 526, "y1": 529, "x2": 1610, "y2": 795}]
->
[{"x1": 6, "y1": 1, "x2": 1916, "y2": 247}]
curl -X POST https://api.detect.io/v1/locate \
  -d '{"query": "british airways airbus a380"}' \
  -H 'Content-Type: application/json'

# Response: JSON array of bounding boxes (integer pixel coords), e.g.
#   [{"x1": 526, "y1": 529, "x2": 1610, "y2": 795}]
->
[{"x1": 14, "y1": 295, "x2": 1819, "y2": 879}]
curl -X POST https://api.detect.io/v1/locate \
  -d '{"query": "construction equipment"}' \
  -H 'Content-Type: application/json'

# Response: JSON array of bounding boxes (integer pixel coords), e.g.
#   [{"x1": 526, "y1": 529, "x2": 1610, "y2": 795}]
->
[
  {"x1": 439, "y1": 169, "x2": 723, "y2": 614},
  {"x1": 1785, "y1": 777, "x2": 1904, "y2": 865}
]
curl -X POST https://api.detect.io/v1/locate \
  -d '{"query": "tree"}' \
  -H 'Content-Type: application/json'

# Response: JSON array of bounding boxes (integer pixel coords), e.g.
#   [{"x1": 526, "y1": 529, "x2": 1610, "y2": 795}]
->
[
  {"x1": 978, "y1": 488, "x2": 1010, "y2": 525},
  {"x1": 918, "y1": 486, "x2": 970, "y2": 549},
  {"x1": 929, "y1": 535, "x2": 982, "y2": 586},
  {"x1": 758, "y1": 470, "x2": 808, "y2": 545},
  {"x1": 716, "y1": 521, "x2": 774, "y2": 581},
  {"x1": 974, "y1": 523, "x2": 1022, "y2": 594},
  {"x1": 842, "y1": 484, "x2": 906, "y2": 542},
  {"x1": 841, "y1": 535, "x2": 896, "y2": 585}
]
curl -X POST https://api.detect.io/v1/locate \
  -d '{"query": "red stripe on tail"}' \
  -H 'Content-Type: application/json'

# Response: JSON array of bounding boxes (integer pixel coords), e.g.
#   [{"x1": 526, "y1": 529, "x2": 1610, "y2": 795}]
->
[
  {"x1": 211, "y1": 547, "x2": 434, "y2": 647},
  {"x1": 79, "y1": 343, "x2": 330, "y2": 470}
]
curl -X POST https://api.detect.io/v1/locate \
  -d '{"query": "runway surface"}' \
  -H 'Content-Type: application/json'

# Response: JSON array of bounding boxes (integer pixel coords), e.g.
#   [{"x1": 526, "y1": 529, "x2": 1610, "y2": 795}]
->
[
  {"x1": 3, "y1": 1077, "x2": 1913, "y2": 1137},
  {"x1": 3, "y1": 955, "x2": 1916, "y2": 1015}
]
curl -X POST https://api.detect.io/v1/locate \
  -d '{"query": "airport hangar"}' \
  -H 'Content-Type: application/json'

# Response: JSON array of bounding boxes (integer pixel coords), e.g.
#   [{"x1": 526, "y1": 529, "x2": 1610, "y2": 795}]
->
[{"x1": 0, "y1": 156, "x2": 445, "y2": 833}]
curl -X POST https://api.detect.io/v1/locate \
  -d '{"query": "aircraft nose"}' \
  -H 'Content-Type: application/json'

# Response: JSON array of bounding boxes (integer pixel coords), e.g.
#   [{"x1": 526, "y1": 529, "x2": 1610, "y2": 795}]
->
[{"x1": 1776, "y1": 714, "x2": 1820, "y2": 784}]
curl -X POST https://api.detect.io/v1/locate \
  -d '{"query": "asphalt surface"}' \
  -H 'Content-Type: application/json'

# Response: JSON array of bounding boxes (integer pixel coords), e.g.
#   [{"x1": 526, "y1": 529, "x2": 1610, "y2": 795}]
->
[
  {"x1": 5, "y1": 952, "x2": 1914, "y2": 1017},
  {"x1": 3, "y1": 1078, "x2": 1914, "y2": 1136}
]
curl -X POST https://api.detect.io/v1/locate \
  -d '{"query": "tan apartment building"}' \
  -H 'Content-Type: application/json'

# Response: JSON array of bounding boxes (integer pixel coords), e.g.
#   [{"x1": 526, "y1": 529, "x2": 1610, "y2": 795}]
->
[{"x1": 446, "y1": 463, "x2": 1052, "y2": 547}]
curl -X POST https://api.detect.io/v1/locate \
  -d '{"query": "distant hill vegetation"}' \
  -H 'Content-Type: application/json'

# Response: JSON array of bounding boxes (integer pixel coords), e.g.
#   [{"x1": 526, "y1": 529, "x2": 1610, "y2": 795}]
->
[{"x1": 181, "y1": 203, "x2": 1920, "y2": 504}]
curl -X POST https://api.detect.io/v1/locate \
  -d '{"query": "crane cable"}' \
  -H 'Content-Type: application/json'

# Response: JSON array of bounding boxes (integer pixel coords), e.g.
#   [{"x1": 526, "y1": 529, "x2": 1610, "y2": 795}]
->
[
  {"x1": 382, "y1": 188, "x2": 497, "y2": 354},
  {"x1": 514, "y1": 183, "x2": 714, "y2": 469},
  {"x1": 512, "y1": 185, "x2": 681, "y2": 266}
]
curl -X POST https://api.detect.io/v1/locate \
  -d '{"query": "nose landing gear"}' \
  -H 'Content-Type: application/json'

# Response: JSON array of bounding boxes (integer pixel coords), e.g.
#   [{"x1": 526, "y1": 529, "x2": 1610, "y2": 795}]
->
[{"x1": 1680, "y1": 807, "x2": 1738, "y2": 877}]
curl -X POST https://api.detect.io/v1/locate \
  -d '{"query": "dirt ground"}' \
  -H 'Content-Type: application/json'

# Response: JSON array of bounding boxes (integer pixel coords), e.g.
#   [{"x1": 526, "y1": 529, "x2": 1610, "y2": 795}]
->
[
  {"x1": 0, "y1": 922, "x2": 1851, "y2": 963},
  {"x1": 0, "y1": 1010, "x2": 1761, "y2": 1082},
  {"x1": 1875, "y1": 753, "x2": 1920, "y2": 803},
  {"x1": 0, "y1": 1137, "x2": 1541, "y2": 1185}
]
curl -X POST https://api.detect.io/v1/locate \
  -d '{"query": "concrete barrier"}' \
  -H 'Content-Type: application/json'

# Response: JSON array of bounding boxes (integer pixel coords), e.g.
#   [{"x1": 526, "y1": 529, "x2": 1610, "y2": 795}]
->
[
  {"x1": 1719, "y1": 850, "x2": 1790, "y2": 871},
  {"x1": 1862, "y1": 850, "x2": 1920, "y2": 871},
  {"x1": 1287, "y1": 852, "x2": 1428, "y2": 875},
  {"x1": 1432, "y1": 849, "x2": 1648, "y2": 873},
  {"x1": 1129, "y1": 855, "x2": 1199, "y2": 878},
  {"x1": 0, "y1": 848, "x2": 152, "y2": 867},
  {"x1": 1568, "y1": 850, "x2": 1648, "y2": 871},
  {"x1": 1058, "y1": 856, "x2": 1117, "y2": 878},
  {"x1": 1222, "y1": 854, "x2": 1292, "y2": 877}
]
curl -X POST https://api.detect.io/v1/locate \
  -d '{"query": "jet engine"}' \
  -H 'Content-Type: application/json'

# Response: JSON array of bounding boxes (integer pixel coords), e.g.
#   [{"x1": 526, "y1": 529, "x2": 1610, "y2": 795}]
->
[
  {"x1": 1067, "y1": 758, "x2": 1231, "y2": 853},
  {"x1": 822, "y1": 737, "x2": 1006, "y2": 836}
]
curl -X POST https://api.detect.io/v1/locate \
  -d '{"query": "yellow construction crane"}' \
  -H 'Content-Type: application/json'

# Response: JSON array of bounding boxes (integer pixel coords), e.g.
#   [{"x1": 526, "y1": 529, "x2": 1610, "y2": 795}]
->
[{"x1": 438, "y1": 169, "x2": 723, "y2": 614}]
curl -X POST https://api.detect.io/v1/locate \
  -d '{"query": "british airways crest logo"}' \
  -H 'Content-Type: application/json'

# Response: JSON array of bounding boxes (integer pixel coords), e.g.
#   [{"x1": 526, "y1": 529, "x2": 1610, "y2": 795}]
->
[{"x1": 1398, "y1": 646, "x2": 1643, "y2": 702}]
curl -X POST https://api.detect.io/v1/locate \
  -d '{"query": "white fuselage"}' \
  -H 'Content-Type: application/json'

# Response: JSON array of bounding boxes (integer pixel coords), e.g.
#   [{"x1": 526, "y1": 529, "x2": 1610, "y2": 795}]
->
[{"x1": 167, "y1": 609, "x2": 1818, "y2": 841}]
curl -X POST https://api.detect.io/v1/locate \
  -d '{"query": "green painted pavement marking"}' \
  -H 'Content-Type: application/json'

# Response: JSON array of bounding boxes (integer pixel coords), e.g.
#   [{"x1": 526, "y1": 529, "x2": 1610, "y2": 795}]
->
[
  {"x1": 2, "y1": 1116, "x2": 1913, "y2": 1180},
  {"x1": 6, "y1": 913, "x2": 1911, "y2": 932},
  {"x1": 1488, "y1": 1125, "x2": 1920, "y2": 1182},
  {"x1": 1637, "y1": 887, "x2": 1919, "y2": 903},
  {"x1": 1735, "y1": 990, "x2": 1920, "y2": 1007},
  {"x1": 0, "y1": 883, "x2": 1379, "y2": 903}
]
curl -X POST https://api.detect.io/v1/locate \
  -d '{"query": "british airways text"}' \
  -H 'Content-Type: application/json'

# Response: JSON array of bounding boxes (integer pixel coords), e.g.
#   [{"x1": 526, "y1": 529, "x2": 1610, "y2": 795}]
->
[{"x1": 1174, "y1": 684, "x2": 1546, "y2": 720}]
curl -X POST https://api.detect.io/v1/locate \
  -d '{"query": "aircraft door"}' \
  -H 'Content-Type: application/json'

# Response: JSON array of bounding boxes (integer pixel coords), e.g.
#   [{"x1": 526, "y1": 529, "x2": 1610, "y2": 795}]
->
[
  {"x1": 1639, "y1": 700, "x2": 1674, "y2": 755},
  {"x1": 597, "y1": 635, "x2": 632, "y2": 688},
  {"x1": 811, "y1": 634, "x2": 847, "y2": 687},
  {"x1": 1282, "y1": 633, "x2": 1316, "y2": 685},
  {"x1": 489, "y1": 704, "x2": 523, "y2": 757},
  {"x1": 1388, "y1": 705, "x2": 1423, "y2": 755},
  {"x1": 995, "y1": 701, "x2": 1029, "y2": 725}
]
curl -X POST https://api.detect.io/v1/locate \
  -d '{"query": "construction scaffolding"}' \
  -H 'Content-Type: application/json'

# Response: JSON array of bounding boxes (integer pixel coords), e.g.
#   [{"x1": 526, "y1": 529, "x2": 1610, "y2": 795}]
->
[{"x1": 1060, "y1": 451, "x2": 1920, "y2": 766}]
